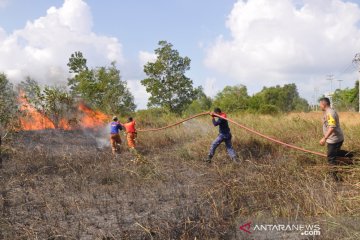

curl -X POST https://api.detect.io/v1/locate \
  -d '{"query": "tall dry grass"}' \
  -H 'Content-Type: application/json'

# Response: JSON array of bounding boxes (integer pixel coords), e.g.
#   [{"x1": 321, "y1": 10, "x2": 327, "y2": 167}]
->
[{"x1": 0, "y1": 112, "x2": 359, "y2": 239}]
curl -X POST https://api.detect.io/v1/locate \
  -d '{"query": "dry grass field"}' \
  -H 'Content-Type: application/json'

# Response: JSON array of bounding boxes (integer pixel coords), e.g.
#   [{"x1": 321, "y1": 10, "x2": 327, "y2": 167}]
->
[{"x1": 0, "y1": 112, "x2": 359, "y2": 239}]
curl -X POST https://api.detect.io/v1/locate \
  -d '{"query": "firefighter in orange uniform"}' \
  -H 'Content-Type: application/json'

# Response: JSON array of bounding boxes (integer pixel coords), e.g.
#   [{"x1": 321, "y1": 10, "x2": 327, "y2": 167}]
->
[{"x1": 123, "y1": 117, "x2": 137, "y2": 149}]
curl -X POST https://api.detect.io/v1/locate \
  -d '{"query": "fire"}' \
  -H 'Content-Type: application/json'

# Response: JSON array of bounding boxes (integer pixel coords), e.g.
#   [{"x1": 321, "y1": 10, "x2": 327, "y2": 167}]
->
[
  {"x1": 19, "y1": 93, "x2": 56, "y2": 130},
  {"x1": 18, "y1": 94, "x2": 110, "y2": 131},
  {"x1": 78, "y1": 103, "x2": 109, "y2": 129}
]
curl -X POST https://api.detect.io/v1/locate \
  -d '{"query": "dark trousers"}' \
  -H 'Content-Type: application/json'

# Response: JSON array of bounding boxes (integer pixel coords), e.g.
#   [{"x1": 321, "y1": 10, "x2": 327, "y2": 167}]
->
[
  {"x1": 209, "y1": 133, "x2": 236, "y2": 159},
  {"x1": 327, "y1": 141, "x2": 344, "y2": 164}
]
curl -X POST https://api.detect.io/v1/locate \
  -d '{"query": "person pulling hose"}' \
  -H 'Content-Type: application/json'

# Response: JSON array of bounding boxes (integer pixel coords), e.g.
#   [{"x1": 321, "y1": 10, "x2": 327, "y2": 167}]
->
[{"x1": 205, "y1": 108, "x2": 238, "y2": 163}]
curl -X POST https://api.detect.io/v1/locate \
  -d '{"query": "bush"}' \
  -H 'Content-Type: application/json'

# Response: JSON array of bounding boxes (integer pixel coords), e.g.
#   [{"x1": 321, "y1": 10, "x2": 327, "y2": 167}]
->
[
  {"x1": 135, "y1": 108, "x2": 177, "y2": 128},
  {"x1": 0, "y1": 73, "x2": 18, "y2": 130},
  {"x1": 259, "y1": 104, "x2": 280, "y2": 115}
]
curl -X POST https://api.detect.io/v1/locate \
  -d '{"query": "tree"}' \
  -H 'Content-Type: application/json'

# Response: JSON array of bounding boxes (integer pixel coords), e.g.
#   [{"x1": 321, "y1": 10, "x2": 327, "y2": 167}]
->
[
  {"x1": 184, "y1": 87, "x2": 212, "y2": 115},
  {"x1": 67, "y1": 51, "x2": 136, "y2": 114},
  {"x1": 294, "y1": 97, "x2": 310, "y2": 112},
  {"x1": 141, "y1": 41, "x2": 197, "y2": 114},
  {"x1": 253, "y1": 84, "x2": 308, "y2": 112},
  {"x1": 67, "y1": 51, "x2": 92, "y2": 95},
  {"x1": 259, "y1": 104, "x2": 280, "y2": 115},
  {"x1": 18, "y1": 77, "x2": 44, "y2": 111},
  {"x1": 247, "y1": 94, "x2": 263, "y2": 112},
  {"x1": 0, "y1": 73, "x2": 17, "y2": 130},
  {"x1": 213, "y1": 85, "x2": 249, "y2": 113},
  {"x1": 213, "y1": 83, "x2": 309, "y2": 113},
  {"x1": 356, "y1": 80, "x2": 359, "y2": 112},
  {"x1": 332, "y1": 80, "x2": 359, "y2": 111},
  {"x1": 18, "y1": 78, "x2": 74, "y2": 128},
  {"x1": 94, "y1": 63, "x2": 136, "y2": 114},
  {"x1": 67, "y1": 51, "x2": 88, "y2": 74},
  {"x1": 42, "y1": 86, "x2": 74, "y2": 128}
]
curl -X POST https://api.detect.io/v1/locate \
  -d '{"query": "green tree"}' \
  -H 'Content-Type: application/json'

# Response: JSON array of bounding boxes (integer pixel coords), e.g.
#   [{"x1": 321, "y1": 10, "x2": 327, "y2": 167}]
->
[
  {"x1": 213, "y1": 85, "x2": 249, "y2": 113},
  {"x1": 213, "y1": 83, "x2": 309, "y2": 113},
  {"x1": 356, "y1": 80, "x2": 359, "y2": 112},
  {"x1": 141, "y1": 41, "x2": 197, "y2": 114},
  {"x1": 259, "y1": 104, "x2": 280, "y2": 115},
  {"x1": 332, "y1": 80, "x2": 359, "y2": 111},
  {"x1": 294, "y1": 98, "x2": 310, "y2": 112},
  {"x1": 19, "y1": 78, "x2": 74, "y2": 128},
  {"x1": 0, "y1": 73, "x2": 17, "y2": 130},
  {"x1": 43, "y1": 86, "x2": 74, "y2": 128},
  {"x1": 247, "y1": 94, "x2": 263, "y2": 112},
  {"x1": 67, "y1": 51, "x2": 136, "y2": 114},
  {"x1": 18, "y1": 77, "x2": 44, "y2": 111},
  {"x1": 184, "y1": 87, "x2": 212, "y2": 115},
  {"x1": 253, "y1": 84, "x2": 308, "y2": 112},
  {"x1": 67, "y1": 51, "x2": 88, "y2": 74}
]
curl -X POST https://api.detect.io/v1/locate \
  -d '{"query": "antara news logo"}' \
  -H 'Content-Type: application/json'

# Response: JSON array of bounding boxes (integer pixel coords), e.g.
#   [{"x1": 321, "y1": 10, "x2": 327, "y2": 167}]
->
[{"x1": 239, "y1": 221, "x2": 321, "y2": 236}]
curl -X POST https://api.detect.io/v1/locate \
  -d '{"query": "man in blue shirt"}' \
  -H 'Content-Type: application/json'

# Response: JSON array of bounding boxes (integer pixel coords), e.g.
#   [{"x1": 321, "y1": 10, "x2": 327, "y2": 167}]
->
[
  {"x1": 205, "y1": 108, "x2": 237, "y2": 163},
  {"x1": 110, "y1": 116, "x2": 123, "y2": 154}
]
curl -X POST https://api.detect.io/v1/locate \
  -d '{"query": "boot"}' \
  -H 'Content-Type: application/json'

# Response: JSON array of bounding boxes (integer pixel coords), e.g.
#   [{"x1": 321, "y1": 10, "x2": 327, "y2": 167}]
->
[{"x1": 204, "y1": 155, "x2": 212, "y2": 163}]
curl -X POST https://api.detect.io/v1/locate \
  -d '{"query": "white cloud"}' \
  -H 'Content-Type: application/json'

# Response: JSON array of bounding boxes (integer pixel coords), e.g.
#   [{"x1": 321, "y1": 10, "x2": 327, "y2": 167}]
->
[
  {"x1": 205, "y1": 0, "x2": 360, "y2": 96},
  {"x1": 127, "y1": 79, "x2": 150, "y2": 109},
  {"x1": 0, "y1": 0, "x2": 123, "y2": 84},
  {"x1": 138, "y1": 50, "x2": 157, "y2": 68},
  {"x1": 130, "y1": 51, "x2": 158, "y2": 108},
  {"x1": 0, "y1": 27, "x2": 6, "y2": 40}
]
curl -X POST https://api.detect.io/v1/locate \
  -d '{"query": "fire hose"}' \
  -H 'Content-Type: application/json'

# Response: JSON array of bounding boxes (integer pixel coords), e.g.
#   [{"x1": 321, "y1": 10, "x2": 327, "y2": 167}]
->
[{"x1": 138, "y1": 112, "x2": 327, "y2": 157}]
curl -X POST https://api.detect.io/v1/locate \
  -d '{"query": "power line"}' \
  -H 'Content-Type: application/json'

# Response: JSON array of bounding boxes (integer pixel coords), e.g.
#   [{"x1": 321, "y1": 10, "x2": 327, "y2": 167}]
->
[
  {"x1": 332, "y1": 62, "x2": 357, "y2": 90},
  {"x1": 337, "y1": 62, "x2": 357, "y2": 77}
]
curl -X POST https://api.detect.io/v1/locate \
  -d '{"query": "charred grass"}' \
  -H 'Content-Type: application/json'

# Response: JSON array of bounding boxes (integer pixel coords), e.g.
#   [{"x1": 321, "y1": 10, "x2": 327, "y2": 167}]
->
[{"x1": 1, "y1": 113, "x2": 360, "y2": 239}]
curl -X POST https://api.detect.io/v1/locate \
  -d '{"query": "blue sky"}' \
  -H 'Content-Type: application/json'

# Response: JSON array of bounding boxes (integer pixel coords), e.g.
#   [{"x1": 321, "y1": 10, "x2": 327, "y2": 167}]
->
[{"x1": 1, "y1": 0, "x2": 360, "y2": 108}]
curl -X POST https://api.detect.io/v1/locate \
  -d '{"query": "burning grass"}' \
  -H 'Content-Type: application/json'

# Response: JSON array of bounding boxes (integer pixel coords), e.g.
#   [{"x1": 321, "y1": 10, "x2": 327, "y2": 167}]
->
[
  {"x1": 18, "y1": 91, "x2": 109, "y2": 131},
  {"x1": 0, "y1": 112, "x2": 360, "y2": 239}
]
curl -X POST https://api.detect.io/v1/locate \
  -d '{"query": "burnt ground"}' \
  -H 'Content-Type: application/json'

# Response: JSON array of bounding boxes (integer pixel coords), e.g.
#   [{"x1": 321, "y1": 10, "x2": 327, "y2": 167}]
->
[
  {"x1": 0, "y1": 129, "x2": 359, "y2": 239},
  {"x1": 1, "y1": 129, "x2": 237, "y2": 239}
]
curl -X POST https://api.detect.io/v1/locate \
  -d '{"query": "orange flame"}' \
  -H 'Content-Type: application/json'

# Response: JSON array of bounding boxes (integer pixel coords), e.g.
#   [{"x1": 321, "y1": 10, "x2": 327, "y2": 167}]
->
[
  {"x1": 18, "y1": 93, "x2": 110, "y2": 131},
  {"x1": 78, "y1": 103, "x2": 109, "y2": 129},
  {"x1": 19, "y1": 93, "x2": 56, "y2": 130}
]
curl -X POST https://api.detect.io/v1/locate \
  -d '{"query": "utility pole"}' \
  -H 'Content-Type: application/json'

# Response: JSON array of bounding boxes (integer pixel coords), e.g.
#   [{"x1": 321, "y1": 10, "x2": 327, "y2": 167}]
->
[
  {"x1": 352, "y1": 53, "x2": 360, "y2": 113},
  {"x1": 337, "y1": 79, "x2": 343, "y2": 90},
  {"x1": 326, "y1": 74, "x2": 334, "y2": 108},
  {"x1": 313, "y1": 87, "x2": 319, "y2": 111},
  {"x1": 327, "y1": 74, "x2": 334, "y2": 93},
  {"x1": 312, "y1": 94, "x2": 316, "y2": 111}
]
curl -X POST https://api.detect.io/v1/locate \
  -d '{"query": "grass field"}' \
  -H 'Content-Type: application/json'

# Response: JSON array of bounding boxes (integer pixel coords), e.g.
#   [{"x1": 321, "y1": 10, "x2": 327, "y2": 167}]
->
[{"x1": 0, "y1": 112, "x2": 359, "y2": 239}]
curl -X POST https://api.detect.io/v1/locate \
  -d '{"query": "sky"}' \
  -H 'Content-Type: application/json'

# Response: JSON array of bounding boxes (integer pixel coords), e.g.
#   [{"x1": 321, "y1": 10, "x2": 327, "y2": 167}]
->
[{"x1": 0, "y1": 0, "x2": 360, "y2": 109}]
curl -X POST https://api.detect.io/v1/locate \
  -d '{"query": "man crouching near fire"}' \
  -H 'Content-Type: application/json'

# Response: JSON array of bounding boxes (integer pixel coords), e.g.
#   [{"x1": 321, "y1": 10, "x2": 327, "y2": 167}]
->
[{"x1": 110, "y1": 116, "x2": 123, "y2": 154}]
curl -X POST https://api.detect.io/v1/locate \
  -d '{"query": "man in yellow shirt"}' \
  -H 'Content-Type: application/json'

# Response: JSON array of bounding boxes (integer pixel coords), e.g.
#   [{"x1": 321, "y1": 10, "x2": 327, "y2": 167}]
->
[{"x1": 319, "y1": 97, "x2": 345, "y2": 165}]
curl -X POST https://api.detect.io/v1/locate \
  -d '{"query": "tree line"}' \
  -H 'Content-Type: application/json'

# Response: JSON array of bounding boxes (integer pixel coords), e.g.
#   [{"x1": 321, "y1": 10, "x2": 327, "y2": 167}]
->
[
  {"x1": 332, "y1": 81, "x2": 359, "y2": 112},
  {"x1": 0, "y1": 40, "x2": 320, "y2": 130}
]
